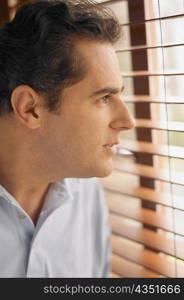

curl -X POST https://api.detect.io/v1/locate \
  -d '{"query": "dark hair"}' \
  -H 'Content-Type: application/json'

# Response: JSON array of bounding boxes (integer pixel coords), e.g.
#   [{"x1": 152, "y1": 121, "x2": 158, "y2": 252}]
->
[{"x1": 0, "y1": 0, "x2": 121, "y2": 115}]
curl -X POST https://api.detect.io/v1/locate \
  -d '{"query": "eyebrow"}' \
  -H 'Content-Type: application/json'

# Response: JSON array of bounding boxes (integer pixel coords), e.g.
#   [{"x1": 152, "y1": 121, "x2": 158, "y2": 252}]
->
[{"x1": 89, "y1": 85, "x2": 125, "y2": 98}]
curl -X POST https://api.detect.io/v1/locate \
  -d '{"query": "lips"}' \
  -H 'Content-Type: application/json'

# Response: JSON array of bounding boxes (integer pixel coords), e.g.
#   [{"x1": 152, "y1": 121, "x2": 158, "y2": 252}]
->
[
  {"x1": 103, "y1": 141, "x2": 120, "y2": 154},
  {"x1": 103, "y1": 141, "x2": 119, "y2": 147}
]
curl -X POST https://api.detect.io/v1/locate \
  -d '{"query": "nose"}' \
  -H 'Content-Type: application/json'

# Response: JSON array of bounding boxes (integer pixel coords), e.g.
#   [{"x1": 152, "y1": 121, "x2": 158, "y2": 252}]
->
[{"x1": 110, "y1": 100, "x2": 135, "y2": 131}]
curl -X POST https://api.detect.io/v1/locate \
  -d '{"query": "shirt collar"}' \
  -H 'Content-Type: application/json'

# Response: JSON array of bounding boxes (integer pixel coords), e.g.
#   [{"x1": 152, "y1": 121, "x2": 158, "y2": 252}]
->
[
  {"x1": 0, "y1": 178, "x2": 79, "y2": 212},
  {"x1": 42, "y1": 178, "x2": 75, "y2": 213},
  {"x1": 0, "y1": 184, "x2": 20, "y2": 208}
]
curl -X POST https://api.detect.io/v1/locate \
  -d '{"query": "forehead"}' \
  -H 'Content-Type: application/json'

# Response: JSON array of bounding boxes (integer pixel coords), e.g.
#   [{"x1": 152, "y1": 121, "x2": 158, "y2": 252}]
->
[{"x1": 75, "y1": 39, "x2": 122, "y2": 89}]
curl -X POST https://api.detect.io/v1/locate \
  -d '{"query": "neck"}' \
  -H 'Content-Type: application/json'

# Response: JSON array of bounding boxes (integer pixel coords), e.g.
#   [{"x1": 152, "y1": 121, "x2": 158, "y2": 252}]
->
[{"x1": 0, "y1": 173, "x2": 50, "y2": 225}]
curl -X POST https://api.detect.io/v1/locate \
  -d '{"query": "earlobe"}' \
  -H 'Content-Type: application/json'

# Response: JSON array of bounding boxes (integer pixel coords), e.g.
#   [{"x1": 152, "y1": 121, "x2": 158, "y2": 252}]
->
[{"x1": 10, "y1": 85, "x2": 41, "y2": 129}]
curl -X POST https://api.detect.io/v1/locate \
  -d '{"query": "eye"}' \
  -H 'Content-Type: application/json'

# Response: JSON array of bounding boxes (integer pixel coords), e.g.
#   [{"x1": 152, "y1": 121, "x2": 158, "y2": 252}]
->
[{"x1": 99, "y1": 94, "x2": 111, "y2": 104}]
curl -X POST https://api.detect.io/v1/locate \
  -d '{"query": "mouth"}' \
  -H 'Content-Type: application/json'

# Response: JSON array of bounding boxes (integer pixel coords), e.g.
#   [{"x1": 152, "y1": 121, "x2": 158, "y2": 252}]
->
[{"x1": 103, "y1": 142, "x2": 119, "y2": 154}]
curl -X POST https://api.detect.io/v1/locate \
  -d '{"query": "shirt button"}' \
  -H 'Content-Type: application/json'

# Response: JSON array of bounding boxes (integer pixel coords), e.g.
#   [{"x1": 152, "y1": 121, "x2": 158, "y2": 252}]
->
[{"x1": 18, "y1": 213, "x2": 26, "y2": 219}]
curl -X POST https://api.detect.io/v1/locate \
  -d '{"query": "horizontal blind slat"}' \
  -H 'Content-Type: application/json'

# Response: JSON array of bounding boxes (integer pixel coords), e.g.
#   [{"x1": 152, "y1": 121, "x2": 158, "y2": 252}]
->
[
  {"x1": 122, "y1": 14, "x2": 184, "y2": 25},
  {"x1": 135, "y1": 119, "x2": 184, "y2": 131},
  {"x1": 113, "y1": 155, "x2": 184, "y2": 185},
  {"x1": 110, "y1": 213, "x2": 184, "y2": 261},
  {"x1": 107, "y1": 193, "x2": 184, "y2": 236},
  {"x1": 121, "y1": 71, "x2": 184, "y2": 77},
  {"x1": 116, "y1": 43, "x2": 184, "y2": 52},
  {"x1": 109, "y1": 272, "x2": 121, "y2": 278},
  {"x1": 118, "y1": 140, "x2": 184, "y2": 159},
  {"x1": 111, "y1": 235, "x2": 177, "y2": 277},
  {"x1": 124, "y1": 96, "x2": 184, "y2": 104},
  {"x1": 106, "y1": 193, "x2": 174, "y2": 233},
  {"x1": 101, "y1": 177, "x2": 184, "y2": 210},
  {"x1": 111, "y1": 253, "x2": 165, "y2": 278}
]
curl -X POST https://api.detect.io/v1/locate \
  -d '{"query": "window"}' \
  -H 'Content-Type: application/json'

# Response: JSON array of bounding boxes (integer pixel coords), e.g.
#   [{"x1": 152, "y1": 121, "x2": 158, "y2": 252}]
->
[
  {"x1": 0, "y1": 0, "x2": 29, "y2": 24},
  {"x1": 98, "y1": 0, "x2": 184, "y2": 278}
]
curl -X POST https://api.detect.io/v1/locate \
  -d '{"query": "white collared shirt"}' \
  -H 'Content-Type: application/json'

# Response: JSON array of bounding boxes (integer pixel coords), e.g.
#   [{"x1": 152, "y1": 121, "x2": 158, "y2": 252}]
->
[{"x1": 0, "y1": 177, "x2": 111, "y2": 278}]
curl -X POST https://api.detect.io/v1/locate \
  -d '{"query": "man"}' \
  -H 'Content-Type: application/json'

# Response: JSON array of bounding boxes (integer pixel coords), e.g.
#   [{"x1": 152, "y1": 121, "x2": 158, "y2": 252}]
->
[{"x1": 0, "y1": 0, "x2": 135, "y2": 277}]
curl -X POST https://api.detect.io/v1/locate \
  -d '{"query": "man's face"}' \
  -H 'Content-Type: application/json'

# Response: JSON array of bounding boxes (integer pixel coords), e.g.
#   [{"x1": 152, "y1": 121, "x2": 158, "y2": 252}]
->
[{"x1": 39, "y1": 40, "x2": 135, "y2": 180}]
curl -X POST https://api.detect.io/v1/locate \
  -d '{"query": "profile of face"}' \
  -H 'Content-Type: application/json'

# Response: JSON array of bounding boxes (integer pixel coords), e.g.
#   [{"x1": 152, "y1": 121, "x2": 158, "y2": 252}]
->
[{"x1": 38, "y1": 40, "x2": 135, "y2": 180}]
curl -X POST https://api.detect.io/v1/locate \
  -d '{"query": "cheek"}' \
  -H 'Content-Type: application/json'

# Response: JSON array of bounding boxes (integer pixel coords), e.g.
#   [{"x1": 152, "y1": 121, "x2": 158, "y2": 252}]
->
[
  {"x1": 56, "y1": 105, "x2": 110, "y2": 150},
  {"x1": 59, "y1": 124, "x2": 100, "y2": 157}
]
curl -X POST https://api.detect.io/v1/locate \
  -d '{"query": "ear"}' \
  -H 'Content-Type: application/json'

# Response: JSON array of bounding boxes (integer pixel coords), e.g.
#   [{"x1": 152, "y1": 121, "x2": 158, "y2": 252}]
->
[{"x1": 10, "y1": 85, "x2": 44, "y2": 129}]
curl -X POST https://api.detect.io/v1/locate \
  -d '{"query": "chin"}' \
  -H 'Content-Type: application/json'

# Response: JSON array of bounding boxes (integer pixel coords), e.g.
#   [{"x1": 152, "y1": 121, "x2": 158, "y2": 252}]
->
[
  {"x1": 74, "y1": 159, "x2": 114, "y2": 178},
  {"x1": 97, "y1": 169, "x2": 113, "y2": 178},
  {"x1": 92, "y1": 163, "x2": 114, "y2": 178},
  {"x1": 81, "y1": 168, "x2": 112, "y2": 178}
]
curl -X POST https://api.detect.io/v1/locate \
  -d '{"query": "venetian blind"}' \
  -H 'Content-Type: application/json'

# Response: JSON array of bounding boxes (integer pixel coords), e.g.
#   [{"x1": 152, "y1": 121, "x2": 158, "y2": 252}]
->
[
  {"x1": 0, "y1": 1, "x2": 30, "y2": 24},
  {"x1": 0, "y1": 1, "x2": 14, "y2": 23},
  {"x1": 98, "y1": 0, "x2": 184, "y2": 278}
]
